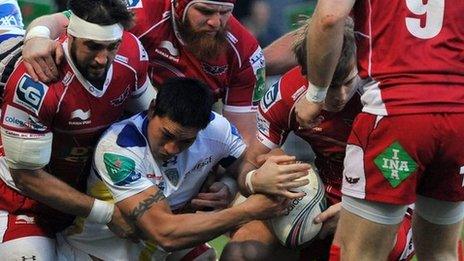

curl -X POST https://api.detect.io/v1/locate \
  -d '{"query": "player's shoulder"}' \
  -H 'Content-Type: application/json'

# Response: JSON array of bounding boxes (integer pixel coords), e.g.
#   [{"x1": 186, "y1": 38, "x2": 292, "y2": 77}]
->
[
  {"x1": 260, "y1": 66, "x2": 307, "y2": 114},
  {"x1": 117, "y1": 32, "x2": 149, "y2": 66},
  {"x1": 98, "y1": 112, "x2": 148, "y2": 150},
  {"x1": 226, "y1": 16, "x2": 261, "y2": 58},
  {"x1": 127, "y1": 0, "x2": 171, "y2": 34},
  {"x1": 4, "y1": 63, "x2": 63, "y2": 115},
  {"x1": 198, "y1": 112, "x2": 238, "y2": 142}
]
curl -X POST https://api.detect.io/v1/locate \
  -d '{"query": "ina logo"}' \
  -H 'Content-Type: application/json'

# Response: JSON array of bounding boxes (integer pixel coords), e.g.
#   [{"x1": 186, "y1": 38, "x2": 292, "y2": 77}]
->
[{"x1": 374, "y1": 141, "x2": 418, "y2": 188}]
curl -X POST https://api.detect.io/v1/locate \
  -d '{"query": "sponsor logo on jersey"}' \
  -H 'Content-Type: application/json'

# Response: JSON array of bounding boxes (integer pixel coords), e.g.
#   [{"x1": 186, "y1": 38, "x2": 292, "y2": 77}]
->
[
  {"x1": 125, "y1": 0, "x2": 143, "y2": 9},
  {"x1": 344, "y1": 176, "x2": 360, "y2": 184},
  {"x1": 250, "y1": 47, "x2": 266, "y2": 103},
  {"x1": 261, "y1": 81, "x2": 281, "y2": 113},
  {"x1": 256, "y1": 113, "x2": 270, "y2": 136},
  {"x1": 3, "y1": 105, "x2": 47, "y2": 131},
  {"x1": 155, "y1": 40, "x2": 179, "y2": 62},
  {"x1": 110, "y1": 86, "x2": 131, "y2": 107},
  {"x1": 201, "y1": 62, "x2": 228, "y2": 76},
  {"x1": 115, "y1": 54, "x2": 129, "y2": 64},
  {"x1": 162, "y1": 155, "x2": 178, "y2": 167},
  {"x1": 165, "y1": 168, "x2": 180, "y2": 186},
  {"x1": 186, "y1": 156, "x2": 213, "y2": 176},
  {"x1": 13, "y1": 75, "x2": 48, "y2": 115},
  {"x1": 15, "y1": 215, "x2": 35, "y2": 225},
  {"x1": 64, "y1": 146, "x2": 92, "y2": 163},
  {"x1": 103, "y1": 153, "x2": 142, "y2": 186},
  {"x1": 69, "y1": 109, "x2": 91, "y2": 125},
  {"x1": 3, "y1": 129, "x2": 46, "y2": 139},
  {"x1": 374, "y1": 141, "x2": 417, "y2": 188},
  {"x1": 292, "y1": 85, "x2": 307, "y2": 101},
  {"x1": 61, "y1": 71, "x2": 74, "y2": 87}
]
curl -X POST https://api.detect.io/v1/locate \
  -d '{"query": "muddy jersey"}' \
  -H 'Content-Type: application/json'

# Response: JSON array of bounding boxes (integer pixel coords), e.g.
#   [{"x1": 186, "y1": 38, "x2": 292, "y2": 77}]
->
[
  {"x1": 0, "y1": 31, "x2": 151, "y2": 190},
  {"x1": 62, "y1": 111, "x2": 245, "y2": 260},
  {"x1": 257, "y1": 67, "x2": 363, "y2": 200},
  {"x1": 353, "y1": 0, "x2": 464, "y2": 115},
  {"x1": 126, "y1": 0, "x2": 265, "y2": 112}
]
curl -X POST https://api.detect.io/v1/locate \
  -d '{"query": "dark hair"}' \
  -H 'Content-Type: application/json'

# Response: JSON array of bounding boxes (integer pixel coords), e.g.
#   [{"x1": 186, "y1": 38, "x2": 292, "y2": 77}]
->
[
  {"x1": 68, "y1": 0, "x2": 134, "y2": 29},
  {"x1": 293, "y1": 16, "x2": 355, "y2": 87},
  {"x1": 151, "y1": 77, "x2": 214, "y2": 129}
]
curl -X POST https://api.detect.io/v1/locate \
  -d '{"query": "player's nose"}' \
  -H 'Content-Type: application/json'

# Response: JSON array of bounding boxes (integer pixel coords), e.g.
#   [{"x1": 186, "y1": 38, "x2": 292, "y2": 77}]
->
[{"x1": 164, "y1": 141, "x2": 180, "y2": 156}]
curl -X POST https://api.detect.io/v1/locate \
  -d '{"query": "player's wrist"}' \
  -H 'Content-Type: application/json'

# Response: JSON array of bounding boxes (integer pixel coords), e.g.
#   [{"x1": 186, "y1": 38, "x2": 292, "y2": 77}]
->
[
  {"x1": 305, "y1": 82, "x2": 328, "y2": 103},
  {"x1": 24, "y1": 26, "x2": 51, "y2": 42},
  {"x1": 87, "y1": 199, "x2": 115, "y2": 224}
]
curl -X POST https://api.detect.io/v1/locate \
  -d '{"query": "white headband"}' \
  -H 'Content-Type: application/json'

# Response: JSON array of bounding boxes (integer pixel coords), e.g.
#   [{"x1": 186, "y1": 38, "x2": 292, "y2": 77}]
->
[
  {"x1": 67, "y1": 12, "x2": 123, "y2": 41},
  {"x1": 182, "y1": 0, "x2": 234, "y2": 22}
]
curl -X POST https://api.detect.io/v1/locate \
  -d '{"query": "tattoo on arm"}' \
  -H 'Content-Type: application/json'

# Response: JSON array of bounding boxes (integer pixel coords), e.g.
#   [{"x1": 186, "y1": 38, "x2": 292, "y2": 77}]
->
[{"x1": 129, "y1": 190, "x2": 166, "y2": 221}]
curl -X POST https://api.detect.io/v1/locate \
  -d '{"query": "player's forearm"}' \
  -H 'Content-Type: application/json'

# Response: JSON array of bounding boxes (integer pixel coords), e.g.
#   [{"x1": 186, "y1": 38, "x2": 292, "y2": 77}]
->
[
  {"x1": 27, "y1": 13, "x2": 69, "y2": 39},
  {"x1": 307, "y1": 0, "x2": 354, "y2": 87},
  {"x1": 144, "y1": 205, "x2": 253, "y2": 251},
  {"x1": 222, "y1": 110, "x2": 256, "y2": 146},
  {"x1": 11, "y1": 168, "x2": 93, "y2": 217},
  {"x1": 264, "y1": 30, "x2": 299, "y2": 76}
]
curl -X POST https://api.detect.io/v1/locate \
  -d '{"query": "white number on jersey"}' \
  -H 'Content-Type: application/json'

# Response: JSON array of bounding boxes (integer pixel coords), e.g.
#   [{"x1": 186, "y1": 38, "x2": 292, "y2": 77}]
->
[{"x1": 405, "y1": 0, "x2": 444, "y2": 39}]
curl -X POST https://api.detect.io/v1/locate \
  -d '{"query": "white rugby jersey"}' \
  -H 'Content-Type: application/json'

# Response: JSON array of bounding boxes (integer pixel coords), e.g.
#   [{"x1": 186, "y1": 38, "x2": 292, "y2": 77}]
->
[{"x1": 61, "y1": 111, "x2": 245, "y2": 260}]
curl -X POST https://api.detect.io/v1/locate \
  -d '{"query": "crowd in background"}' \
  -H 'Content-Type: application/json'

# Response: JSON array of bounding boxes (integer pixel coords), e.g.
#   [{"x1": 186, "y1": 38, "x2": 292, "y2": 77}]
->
[{"x1": 17, "y1": 0, "x2": 315, "y2": 50}]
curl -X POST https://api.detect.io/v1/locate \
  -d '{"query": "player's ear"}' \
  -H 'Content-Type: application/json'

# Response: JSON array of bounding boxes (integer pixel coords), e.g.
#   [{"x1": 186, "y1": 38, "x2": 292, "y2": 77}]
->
[{"x1": 147, "y1": 99, "x2": 156, "y2": 119}]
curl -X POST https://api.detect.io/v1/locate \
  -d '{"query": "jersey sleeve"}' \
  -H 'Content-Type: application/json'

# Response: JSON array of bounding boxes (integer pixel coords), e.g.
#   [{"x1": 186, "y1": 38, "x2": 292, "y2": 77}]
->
[
  {"x1": 256, "y1": 79, "x2": 291, "y2": 149},
  {"x1": 223, "y1": 17, "x2": 266, "y2": 113},
  {"x1": 0, "y1": 67, "x2": 57, "y2": 167},
  {"x1": 125, "y1": 35, "x2": 154, "y2": 113},
  {"x1": 93, "y1": 132, "x2": 153, "y2": 203},
  {"x1": 207, "y1": 113, "x2": 246, "y2": 168}
]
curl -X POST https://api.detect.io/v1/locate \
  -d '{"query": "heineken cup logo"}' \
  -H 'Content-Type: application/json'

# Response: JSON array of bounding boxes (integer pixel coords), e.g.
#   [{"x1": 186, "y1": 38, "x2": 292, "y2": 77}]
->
[{"x1": 374, "y1": 141, "x2": 418, "y2": 188}]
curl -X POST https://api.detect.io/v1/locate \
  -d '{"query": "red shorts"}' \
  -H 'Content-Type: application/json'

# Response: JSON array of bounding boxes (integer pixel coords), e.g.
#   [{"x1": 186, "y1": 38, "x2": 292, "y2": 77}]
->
[
  {"x1": 299, "y1": 208, "x2": 414, "y2": 261},
  {"x1": 342, "y1": 113, "x2": 464, "y2": 204},
  {"x1": 0, "y1": 179, "x2": 73, "y2": 242}
]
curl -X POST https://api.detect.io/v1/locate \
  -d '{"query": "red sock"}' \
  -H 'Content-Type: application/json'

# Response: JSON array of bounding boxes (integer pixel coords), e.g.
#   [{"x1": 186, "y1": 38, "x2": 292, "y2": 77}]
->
[
  {"x1": 329, "y1": 244, "x2": 341, "y2": 261},
  {"x1": 458, "y1": 239, "x2": 463, "y2": 261}
]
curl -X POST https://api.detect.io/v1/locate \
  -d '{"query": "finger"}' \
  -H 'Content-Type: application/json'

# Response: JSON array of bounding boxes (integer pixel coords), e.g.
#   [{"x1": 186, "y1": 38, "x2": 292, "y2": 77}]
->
[
  {"x1": 36, "y1": 58, "x2": 54, "y2": 82},
  {"x1": 282, "y1": 179, "x2": 310, "y2": 189},
  {"x1": 208, "y1": 182, "x2": 226, "y2": 193},
  {"x1": 280, "y1": 170, "x2": 311, "y2": 182},
  {"x1": 38, "y1": 58, "x2": 56, "y2": 80},
  {"x1": 191, "y1": 198, "x2": 226, "y2": 209},
  {"x1": 278, "y1": 163, "x2": 311, "y2": 173},
  {"x1": 195, "y1": 192, "x2": 224, "y2": 200},
  {"x1": 54, "y1": 42, "x2": 64, "y2": 65},
  {"x1": 281, "y1": 190, "x2": 306, "y2": 199},
  {"x1": 256, "y1": 154, "x2": 294, "y2": 165},
  {"x1": 23, "y1": 62, "x2": 39, "y2": 82},
  {"x1": 44, "y1": 55, "x2": 59, "y2": 80},
  {"x1": 314, "y1": 205, "x2": 339, "y2": 224}
]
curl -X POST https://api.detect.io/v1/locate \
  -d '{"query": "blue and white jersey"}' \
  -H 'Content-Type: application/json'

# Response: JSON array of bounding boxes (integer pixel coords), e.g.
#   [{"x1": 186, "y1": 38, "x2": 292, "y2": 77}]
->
[
  {"x1": 90, "y1": 111, "x2": 245, "y2": 209},
  {"x1": 0, "y1": 0, "x2": 23, "y2": 35},
  {"x1": 0, "y1": 1, "x2": 24, "y2": 89},
  {"x1": 61, "y1": 111, "x2": 245, "y2": 260}
]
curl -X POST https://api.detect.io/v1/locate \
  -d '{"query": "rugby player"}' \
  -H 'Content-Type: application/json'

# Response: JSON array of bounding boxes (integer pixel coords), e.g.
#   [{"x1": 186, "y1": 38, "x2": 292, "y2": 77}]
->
[
  {"x1": 0, "y1": 0, "x2": 155, "y2": 259},
  {"x1": 56, "y1": 77, "x2": 289, "y2": 260},
  {"x1": 221, "y1": 17, "x2": 415, "y2": 261},
  {"x1": 21, "y1": 0, "x2": 265, "y2": 145},
  {"x1": 295, "y1": 0, "x2": 464, "y2": 260},
  {"x1": 0, "y1": 0, "x2": 24, "y2": 98}
]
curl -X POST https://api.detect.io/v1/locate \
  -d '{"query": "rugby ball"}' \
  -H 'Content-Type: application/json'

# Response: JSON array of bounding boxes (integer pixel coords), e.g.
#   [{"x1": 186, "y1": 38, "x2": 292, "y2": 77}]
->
[{"x1": 270, "y1": 165, "x2": 326, "y2": 248}]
